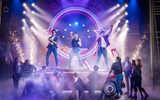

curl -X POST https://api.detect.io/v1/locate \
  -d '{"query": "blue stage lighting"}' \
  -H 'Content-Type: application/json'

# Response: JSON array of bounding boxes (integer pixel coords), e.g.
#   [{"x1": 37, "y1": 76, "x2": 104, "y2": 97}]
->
[
  {"x1": 31, "y1": 3, "x2": 35, "y2": 7},
  {"x1": 75, "y1": 22, "x2": 79, "y2": 26},
  {"x1": 22, "y1": 19, "x2": 26, "y2": 22},
  {"x1": 69, "y1": 24, "x2": 72, "y2": 26}
]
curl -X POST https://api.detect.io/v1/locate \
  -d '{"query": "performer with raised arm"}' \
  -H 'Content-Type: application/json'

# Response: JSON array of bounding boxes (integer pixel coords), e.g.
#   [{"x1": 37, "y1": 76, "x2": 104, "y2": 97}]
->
[
  {"x1": 46, "y1": 29, "x2": 59, "y2": 67},
  {"x1": 96, "y1": 25, "x2": 113, "y2": 69},
  {"x1": 68, "y1": 32, "x2": 83, "y2": 69}
]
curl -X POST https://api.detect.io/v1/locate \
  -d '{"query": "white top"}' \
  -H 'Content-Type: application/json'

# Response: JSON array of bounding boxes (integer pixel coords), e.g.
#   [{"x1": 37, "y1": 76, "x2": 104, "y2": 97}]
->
[
  {"x1": 78, "y1": 38, "x2": 82, "y2": 47},
  {"x1": 49, "y1": 36, "x2": 55, "y2": 45},
  {"x1": 101, "y1": 37, "x2": 107, "y2": 47}
]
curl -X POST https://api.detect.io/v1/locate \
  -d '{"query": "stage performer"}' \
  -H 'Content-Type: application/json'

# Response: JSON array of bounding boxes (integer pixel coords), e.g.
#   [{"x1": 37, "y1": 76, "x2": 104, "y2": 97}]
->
[
  {"x1": 96, "y1": 25, "x2": 113, "y2": 68},
  {"x1": 68, "y1": 32, "x2": 83, "y2": 69},
  {"x1": 46, "y1": 29, "x2": 59, "y2": 67}
]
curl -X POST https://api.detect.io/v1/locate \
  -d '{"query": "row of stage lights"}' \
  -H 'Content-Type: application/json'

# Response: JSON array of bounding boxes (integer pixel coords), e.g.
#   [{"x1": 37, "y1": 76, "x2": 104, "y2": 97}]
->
[
  {"x1": 116, "y1": 3, "x2": 129, "y2": 32},
  {"x1": 21, "y1": 3, "x2": 129, "y2": 32},
  {"x1": 22, "y1": 3, "x2": 36, "y2": 31}
]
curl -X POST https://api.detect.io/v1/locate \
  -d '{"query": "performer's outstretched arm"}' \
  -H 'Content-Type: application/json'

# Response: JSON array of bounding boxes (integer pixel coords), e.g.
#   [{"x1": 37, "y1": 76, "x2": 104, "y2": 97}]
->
[
  {"x1": 108, "y1": 25, "x2": 113, "y2": 36},
  {"x1": 70, "y1": 32, "x2": 74, "y2": 39},
  {"x1": 104, "y1": 25, "x2": 113, "y2": 37}
]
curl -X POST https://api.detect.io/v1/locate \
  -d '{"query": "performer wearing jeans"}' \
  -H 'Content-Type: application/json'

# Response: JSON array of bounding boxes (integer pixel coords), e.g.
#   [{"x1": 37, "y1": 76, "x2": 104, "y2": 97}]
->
[
  {"x1": 46, "y1": 30, "x2": 58, "y2": 67},
  {"x1": 109, "y1": 56, "x2": 123, "y2": 98},
  {"x1": 68, "y1": 32, "x2": 83, "y2": 69},
  {"x1": 122, "y1": 56, "x2": 132, "y2": 95},
  {"x1": 96, "y1": 25, "x2": 113, "y2": 68}
]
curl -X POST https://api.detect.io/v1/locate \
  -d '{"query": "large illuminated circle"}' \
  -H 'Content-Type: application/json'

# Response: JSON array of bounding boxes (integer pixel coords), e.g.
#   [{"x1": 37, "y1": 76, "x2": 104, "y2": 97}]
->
[{"x1": 49, "y1": 7, "x2": 102, "y2": 59}]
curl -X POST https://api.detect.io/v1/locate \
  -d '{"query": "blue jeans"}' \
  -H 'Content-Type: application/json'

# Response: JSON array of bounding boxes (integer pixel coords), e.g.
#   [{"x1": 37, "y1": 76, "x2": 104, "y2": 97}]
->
[
  {"x1": 46, "y1": 46, "x2": 58, "y2": 67},
  {"x1": 115, "y1": 74, "x2": 123, "y2": 95},
  {"x1": 69, "y1": 47, "x2": 83, "y2": 68},
  {"x1": 96, "y1": 47, "x2": 108, "y2": 66}
]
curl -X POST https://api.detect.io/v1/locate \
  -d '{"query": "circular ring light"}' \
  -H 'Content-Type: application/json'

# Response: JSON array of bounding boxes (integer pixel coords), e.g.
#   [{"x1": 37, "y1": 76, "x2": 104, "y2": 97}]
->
[{"x1": 48, "y1": 7, "x2": 102, "y2": 59}]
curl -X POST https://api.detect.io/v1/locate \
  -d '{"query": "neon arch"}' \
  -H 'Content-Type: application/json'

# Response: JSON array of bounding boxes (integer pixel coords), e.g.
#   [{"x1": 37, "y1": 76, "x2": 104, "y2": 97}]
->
[{"x1": 48, "y1": 7, "x2": 102, "y2": 59}]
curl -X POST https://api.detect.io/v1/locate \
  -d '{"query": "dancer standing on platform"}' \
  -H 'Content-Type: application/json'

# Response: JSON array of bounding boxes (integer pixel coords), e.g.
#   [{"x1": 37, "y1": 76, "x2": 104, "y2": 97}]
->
[
  {"x1": 46, "y1": 29, "x2": 59, "y2": 67},
  {"x1": 96, "y1": 25, "x2": 113, "y2": 69},
  {"x1": 68, "y1": 32, "x2": 83, "y2": 69}
]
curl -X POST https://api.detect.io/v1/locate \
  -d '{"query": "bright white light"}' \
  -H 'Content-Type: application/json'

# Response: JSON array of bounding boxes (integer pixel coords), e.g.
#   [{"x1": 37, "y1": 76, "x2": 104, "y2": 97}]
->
[
  {"x1": 117, "y1": 12, "x2": 120, "y2": 15},
  {"x1": 23, "y1": 11, "x2": 26, "y2": 14},
  {"x1": 23, "y1": 3, "x2": 26, "y2": 7},
  {"x1": 117, "y1": 4, "x2": 120, "y2": 7},
  {"x1": 117, "y1": 19, "x2": 121, "y2": 23},
  {"x1": 88, "y1": 35, "x2": 91, "y2": 38},
  {"x1": 117, "y1": 27, "x2": 121, "y2": 31},
  {"x1": 125, "y1": 20, "x2": 129, "y2": 23},
  {"x1": 125, "y1": 4, "x2": 128, "y2": 8},
  {"x1": 125, "y1": 12, "x2": 128, "y2": 15},
  {"x1": 22, "y1": 26, "x2": 25, "y2": 30},
  {"x1": 22, "y1": 19, "x2": 26, "y2": 22},
  {"x1": 87, "y1": 30, "x2": 90, "y2": 32},
  {"x1": 126, "y1": 27, "x2": 129, "y2": 31},
  {"x1": 82, "y1": 24, "x2": 85, "y2": 27},
  {"x1": 75, "y1": 22, "x2": 78, "y2": 26},
  {"x1": 31, "y1": 3, "x2": 35, "y2": 7},
  {"x1": 69, "y1": 24, "x2": 72, "y2": 26},
  {"x1": 30, "y1": 26, "x2": 34, "y2": 30},
  {"x1": 31, "y1": 19, "x2": 34, "y2": 22},
  {"x1": 62, "y1": 36, "x2": 65, "y2": 38},
  {"x1": 64, "y1": 29, "x2": 67, "y2": 31},
  {"x1": 31, "y1": 11, "x2": 35, "y2": 14}
]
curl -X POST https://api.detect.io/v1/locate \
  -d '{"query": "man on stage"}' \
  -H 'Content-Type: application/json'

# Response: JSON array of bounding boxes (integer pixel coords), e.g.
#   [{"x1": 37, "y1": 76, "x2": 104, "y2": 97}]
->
[
  {"x1": 46, "y1": 29, "x2": 59, "y2": 67},
  {"x1": 68, "y1": 32, "x2": 83, "y2": 69},
  {"x1": 96, "y1": 25, "x2": 113, "y2": 69}
]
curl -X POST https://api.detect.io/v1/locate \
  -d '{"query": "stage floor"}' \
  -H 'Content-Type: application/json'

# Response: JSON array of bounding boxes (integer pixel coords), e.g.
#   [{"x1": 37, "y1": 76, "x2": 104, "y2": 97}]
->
[{"x1": 0, "y1": 79, "x2": 160, "y2": 100}]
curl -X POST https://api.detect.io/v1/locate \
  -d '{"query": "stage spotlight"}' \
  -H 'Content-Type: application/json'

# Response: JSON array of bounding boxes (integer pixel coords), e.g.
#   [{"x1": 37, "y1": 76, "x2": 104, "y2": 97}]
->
[
  {"x1": 22, "y1": 19, "x2": 26, "y2": 22},
  {"x1": 23, "y1": 11, "x2": 26, "y2": 14},
  {"x1": 125, "y1": 12, "x2": 128, "y2": 15},
  {"x1": 62, "y1": 36, "x2": 65, "y2": 38},
  {"x1": 87, "y1": 30, "x2": 90, "y2": 32},
  {"x1": 31, "y1": 11, "x2": 35, "y2": 14},
  {"x1": 30, "y1": 26, "x2": 34, "y2": 30},
  {"x1": 31, "y1": 19, "x2": 34, "y2": 22},
  {"x1": 126, "y1": 27, "x2": 129, "y2": 31},
  {"x1": 88, "y1": 35, "x2": 91, "y2": 38},
  {"x1": 117, "y1": 12, "x2": 120, "y2": 15},
  {"x1": 117, "y1": 19, "x2": 121, "y2": 23},
  {"x1": 125, "y1": 20, "x2": 129, "y2": 23},
  {"x1": 117, "y1": 4, "x2": 120, "y2": 7},
  {"x1": 22, "y1": 26, "x2": 25, "y2": 30},
  {"x1": 82, "y1": 24, "x2": 85, "y2": 27},
  {"x1": 75, "y1": 22, "x2": 79, "y2": 26},
  {"x1": 125, "y1": 4, "x2": 128, "y2": 8},
  {"x1": 117, "y1": 27, "x2": 121, "y2": 31},
  {"x1": 31, "y1": 3, "x2": 35, "y2": 7},
  {"x1": 64, "y1": 29, "x2": 67, "y2": 31},
  {"x1": 23, "y1": 3, "x2": 26, "y2": 7},
  {"x1": 69, "y1": 24, "x2": 72, "y2": 26}
]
